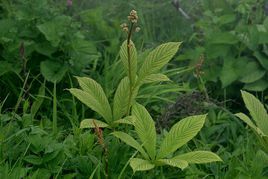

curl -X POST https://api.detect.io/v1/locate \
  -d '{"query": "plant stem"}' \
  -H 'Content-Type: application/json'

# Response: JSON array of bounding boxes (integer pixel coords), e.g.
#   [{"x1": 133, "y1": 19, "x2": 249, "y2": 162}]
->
[
  {"x1": 126, "y1": 23, "x2": 134, "y2": 115},
  {"x1": 53, "y1": 82, "x2": 57, "y2": 135},
  {"x1": 127, "y1": 23, "x2": 134, "y2": 87}
]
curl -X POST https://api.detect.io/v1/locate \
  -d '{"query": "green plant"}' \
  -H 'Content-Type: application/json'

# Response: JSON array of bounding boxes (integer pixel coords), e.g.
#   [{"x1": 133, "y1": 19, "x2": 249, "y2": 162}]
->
[
  {"x1": 69, "y1": 10, "x2": 181, "y2": 128},
  {"x1": 236, "y1": 90, "x2": 268, "y2": 152},
  {"x1": 112, "y1": 103, "x2": 222, "y2": 172},
  {"x1": 179, "y1": 0, "x2": 268, "y2": 93}
]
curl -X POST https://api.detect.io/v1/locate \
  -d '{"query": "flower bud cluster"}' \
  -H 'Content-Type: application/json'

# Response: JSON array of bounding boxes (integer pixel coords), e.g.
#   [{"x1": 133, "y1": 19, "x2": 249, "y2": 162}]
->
[
  {"x1": 128, "y1": 10, "x2": 138, "y2": 23},
  {"x1": 120, "y1": 23, "x2": 128, "y2": 32},
  {"x1": 120, "y1": 10, "x2": 141, "y2": 33}
]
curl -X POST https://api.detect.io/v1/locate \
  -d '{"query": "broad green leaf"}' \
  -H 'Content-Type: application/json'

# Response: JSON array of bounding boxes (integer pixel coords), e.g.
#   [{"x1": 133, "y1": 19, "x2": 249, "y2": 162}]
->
[
  {"x1": 113, "y1": 77, "x2": 139, "y2": 120},
  {"x1": 0, "y1": 19, "x2": 16, "y2": 38},
  {"x1": 69, "y1": 89, "x2": 111, "y2": 123},
  {"x1": 37, "y1": 15, "x2": 71, "y2": 47},
  {"x1": 120, "y1": 40, "x2": 137, "y2": 84},
  {"x1": 239, "y1": 70, "x2": 266, "y2": 84},
  {"x1": 24, "y1": 155, "x2": 42, "y2": 165},
  {"x1": 173, "y1": 151, "x2": 222, "y2": 164},
  {"x1": 218, "y1": 14, "x2": 236, "y2": 25},
  {"x1": 76, "y1": 77, "x2": 112, "y2": 122},
  {"x1": 209, "y1": 32, "x2": 238, "y2": 44},
  {"x1": 254, "y1": 52, "x2": 268, "y2": 70},
  {"x1": 143, "y1": 73, "x2": 171, "y2": 84},
  {"x1": 113, "y1": 77, "x2": 130, "y2": 120},
  {"x1": 35, "y1": 41, "x2": 56, "y2": 57},
  {"x1": 113, "y1": 116, "x2": 134, "y2": 125},
  {"x1": 40, "y1": 60, "x2": 68, "y2": 83},
  {"x1": 239, "y1": 61, "x2": 265, "y2": 83},
  {"x1": 205, "y1": 44, "x2": 230, "y2": 59},
  {"x1": 43, "y1": 150, "x2": 61, "y2": 162},
  {"x1": 0, "y1": 61, "x2": 20, "y2": 76},
  {"x1": 157, "y1": 114, "x2": 206, "y2": 159},
  {"x1": 129, "y1": 158, "x2": 155, "y2": 172},
  {"x1": 243, "y1": 79, "x2": 268, "y2": 91},
  {"x1": 112, "y1": 131, "x2": 149, "y2": 159},
  {"x1": 71, "y1": 38, "x2": 97, "y2": 55},
  {"x1": 137, "y1": 42, "x2": 181, "y2": 84},
  {"x1": 80, "y1": 119, "x2": 109, "y2": 128},
  {"x1": 132, "y1": 104, "x2": 156, "y2": 160},
  {"x1": 235, "y1": 113, "x2": 264, "y2": 136},
  {"x1": 220, "y1": 58, "x2": 238, "y2": 88},
  {"x1": 157, "y1": 158, "x2": 188, "y2": 170},
  {"x1": 241, "y1": 91, "x2": 268, "y2": 135}
]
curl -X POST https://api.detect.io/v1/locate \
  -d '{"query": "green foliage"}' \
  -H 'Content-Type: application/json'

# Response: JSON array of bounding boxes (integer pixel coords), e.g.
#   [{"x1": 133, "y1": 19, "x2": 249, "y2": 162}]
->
[
  {"x1": 236, "y1": 90, "x2": 268, "y2": 152},
  {"x1": 1, "y1": 0, "x2": 268, "y2": 178},
  {"x1": 0, "y1": 0, "x2": 98, "y2": 79},
  {"x1": 71, "y1": 77, "x2": 113, "y2": 122},
  {"x1": 181, "y1": 0, "x2": 268, "y2": 92},
  {"x1": 112, "y1": 104, "x2": 222, "y2": 172},
  {"x1": 70, "y1": 40, "x2": 181, "y2": 127},
  {"x1": 40, "y1": 61, "x2": 68, "y2": 83},
  {"x1": 120, "y1": 40, "x2": 137, "y2": 84},
  {"x1": 113, "y1": 77, "x2": 131, "y2": 121},
  {"x1": 157, "y1": 115, "x2": 206, "y2": 159},
  {"x1": 132, "y1": 104, "x2": 157, "y2": 159},
  {"x1": 137, "y1": 42, "x2": 181, "y2": 85}
]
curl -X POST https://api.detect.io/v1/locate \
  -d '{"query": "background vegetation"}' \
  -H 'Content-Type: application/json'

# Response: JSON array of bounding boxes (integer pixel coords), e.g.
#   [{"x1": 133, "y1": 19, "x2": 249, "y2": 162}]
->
[{"x1": 0, "y1": 0, "x2": 268, "y2": 178}]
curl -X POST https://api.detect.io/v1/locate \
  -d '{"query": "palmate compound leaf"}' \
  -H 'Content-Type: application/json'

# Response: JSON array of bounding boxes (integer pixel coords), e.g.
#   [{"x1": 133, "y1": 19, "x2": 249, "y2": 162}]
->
[
  {"x1": 80, "y1": 119, "x2": 109, "y2": 128},
  {"x1": 173, "y1": 151, "x2": 222, "y2": 164},
  {"x1": 120, "y1": 40, "x2": 137, "y2": 84},
  {"x1": 132, "y1": 103, "x2": 156, "y2": 160},
  {"x1": 241, "y1": 90, "x2": 268, "y2": 135},
  {"x1": 74, "y1": 77, "x2": 113, "y2": 123},
  {"x1": 111, "y1": 131, "x2": 149, "y2": 160},
  {"x1": 137, "y1": 42, "x2": 181, "y2": 84},
  {"x1": 129, "y1": 158, "x2": 155, "y2": 172},
  {"x1": 157, "y1": 114, "x2": 206, "y2": 159}
]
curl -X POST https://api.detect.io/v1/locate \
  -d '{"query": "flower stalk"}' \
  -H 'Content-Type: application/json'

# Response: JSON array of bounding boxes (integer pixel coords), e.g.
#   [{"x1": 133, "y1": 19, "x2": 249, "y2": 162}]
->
[{"x1": 121, "y1": 10, "x2": 140, "y2": 115}]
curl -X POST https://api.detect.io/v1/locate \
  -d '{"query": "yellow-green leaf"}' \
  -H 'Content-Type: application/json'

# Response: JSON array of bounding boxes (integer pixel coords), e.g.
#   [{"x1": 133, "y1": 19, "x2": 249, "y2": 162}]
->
[
  {"x1": 173, "y1": 151, "x2": 222, "y2": 164},
  {"x1": 129, "y1": 158, "x2": 155, "y2": 172},
  {"x1": 241, "y1": 90, "x2": 268, "y2": 135},
  {"x1": 120, "y1": 40, "x2": 137, "y2": 84},
  {"x1": 143, "y1": 73, "x2": 171, "y2": 84},
  {"x1": 157, "y1": 114, "x2": 206, "y2": 159},
  {"x1": 235, "y1": 113, "x2": 264, "y2": 136},
  {"x1": 112, "y1": 131, "x2": 149, "y2": 159},
  {"x1": 132, "y1": 104, "x2": 156, "y2": 160},
  {"x1": 74, "y1": 77, "x2": 112, "y2": 122},
  {"x1": 113, "y1": 77, "x2": 130, "y2": 120},
  {"x1": 137, "y1": 42, "x2": 181, "y2": 84},
  {"x1": 157, "y1": 159, "x2": 188, "y2": 170},
  {"x1": 80, "y1": 119, "x2": 109, "y2": 128},
  {"x1": 113, "y1": 116, "x2": 135, "y2": 125}
]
